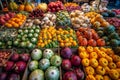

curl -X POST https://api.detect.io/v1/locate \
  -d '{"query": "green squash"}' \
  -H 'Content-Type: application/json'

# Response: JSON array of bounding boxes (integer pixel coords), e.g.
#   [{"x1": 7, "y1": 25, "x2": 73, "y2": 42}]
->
[
  {"x1": 105, "y1": 25, "x2": 115, "y2": 34},
  {"x1": 109, "y1": 32, "x2": 120, "y2": 39},
  {"x1": 110, "y1": 39, "x2": 120, "y2": 47}
]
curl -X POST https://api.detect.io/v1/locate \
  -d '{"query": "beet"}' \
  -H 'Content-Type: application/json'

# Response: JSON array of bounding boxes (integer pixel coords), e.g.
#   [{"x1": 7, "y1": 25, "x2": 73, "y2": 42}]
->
[
  {"x1": 5, "y1": 61, "x2": 14, "y2": 71},
  {"x1": 10, "y1": 53, "x2": 19, "y2": 62},
  {"x1": 62, "y1": 59, "x2": 71, "y2": 71},
  {"x1": 74, "y1": 68, "x2": 84, "y2": 80},
  {"x1": 9, "y1": 73, "x2": 20, "y2": 80},
  {"x1": 15, "y1": 61, "x2": 26, "y2": 73},
  {"x1": 63, "y1": 71, "x2": 77, "y2": 80},
  {"x1": 61, "y1": 47, "x2": 72, "y2": 59},
  {"x1": 20, "y1": 53, "x2": 30, "y2": 62},
  {"x1": 0, "y1": 72, "x2": 7, "y2": 80},
  {"x1": 71, "y1": 55, "x2": 81, "y2": 66}
]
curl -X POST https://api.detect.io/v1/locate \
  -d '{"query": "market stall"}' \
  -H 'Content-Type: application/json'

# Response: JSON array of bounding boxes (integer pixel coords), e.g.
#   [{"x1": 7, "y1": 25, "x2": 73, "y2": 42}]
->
[{"x1": 0, "y1": 0, "x2": 120, "y2": 80}]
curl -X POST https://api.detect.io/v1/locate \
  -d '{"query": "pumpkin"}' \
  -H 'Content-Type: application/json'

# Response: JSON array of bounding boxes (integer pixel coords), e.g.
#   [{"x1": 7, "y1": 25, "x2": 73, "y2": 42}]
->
[
  {"x1": 116, "y1": 68, "x2": 120, "y2": 74},
  {"x1": 85, "y1": 66, "x2": 95, "y2": 75},
  {"x1": 90, "y1": 58, "x2": 98, "y2": 68},
  {"x1": 92, "y1": 31, "x2": 99, "y2": 40},
  {"x1": 95, "y1": 75, "x2": 104, "y2": 80},
  {"x1": 105, "y1": 25, "x2": 115, "y2": 34},
  {"x1": 100, "y1": 47, "x2": 107, "y2": 52},
  {"x1": 79, "y1": 51, "x2": 89, "y2": 59},
  {"x1": 96, "y1": 66, "x2": 105, "y2": 75},
  {"x1": 86, "y1": 75, "x2": 96, "y2": 80},
  {"x1": 88, "y1": 39, "x2": 97, "y2": 47},
  {"x1": 24, "y1": 3, "x2": 33, "y2": 12},
  {"x1": 103, "y1": 76, "x2": 111, "y2": 80},
  {"x1": 116, "y1": 61, "x2": 120, "y2": 68},
  {"x1": 79, "y1": 38, "x2": 88, "y2": 46},
  {"x1": 84, "y1": 30, "x2": 92, "y2": 40},
  {"x1": 106, "y1": 48, "x2": 114, "y2": 56},
  {"x1": 78, "y1": 36, "x2": 83, "y2": 43},
  {"x1": 110, "y1": 39, "x2": 120, "y2": 47},
  {"x1": 97, "y1": 39, "x2": 105, "y2": 46},
  {"x1": 108, "y1": 62, "x2": 117, "y2": 69},
  {"x1": 97, "y1": 51, "x2": 106, "y2": 58},
  {"x1": 101, "y1": 22, "x2": 110, "y2": 27},
  {"x1": 93, "y1": 21, "x2": 101, "y2": 28},
  {"x1": 90, "y1": 52, "x2": 98, "y2": 59},
  {"x1": 18, "y1": 4, "x2": 25, "y2": 11},
  {"x1": 93, "y1": 47, "x2": 100, "y2": 53},
  {"x1": 86, "y1": 46, "x2": 93, "y2": 53},
  {"x1": 82, "y1": 58, "x2": 89, "y2": 67},
  {"x1": 99, "y1": 58, "x2": 108, "y2": 67},
  {"x1": 78, "y1": 46, "x2": 86, "y2": 52},
  {"x1": 109, "y1": 69, "x2": 119, "y2": 79},
  {"x1": 104, "y1": 66, "x2": 110, "y2": 74},
  {"x1": 105, "y1": 55, "x2": 113, "y2": 62},
  {"x1": 112, "y1": 55, "x2": 120, "y2": 62}
]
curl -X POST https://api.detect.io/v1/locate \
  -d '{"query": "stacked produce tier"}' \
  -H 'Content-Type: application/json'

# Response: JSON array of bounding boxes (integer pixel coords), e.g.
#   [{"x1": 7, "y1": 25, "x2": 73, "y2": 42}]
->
[{"x1": 0, "y1": 1, "x2": 120, "y2": 80}]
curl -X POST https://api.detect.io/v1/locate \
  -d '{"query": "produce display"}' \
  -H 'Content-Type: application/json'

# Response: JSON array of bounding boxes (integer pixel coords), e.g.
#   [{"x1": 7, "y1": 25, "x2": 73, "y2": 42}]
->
[
  {"x1": 0, "y1": 12, "x2": 16, "y2": 25},
  {"x1": 64, "y1": 3, "x2": 80, "y2": 12},
  {"x1": 28, "y1": 49, "x2": 61, "y2": 80},
  {"x1": 79, "y1": 46, "x2": 120, "y2": 80},
  {"x1": 48, "y1": 1, "x2": 64, "y2": 12},
  {"x1": 0, "y1": 1, "x2": 120, "y2": 80},
  {"x1": 0, "y1": 52, "x2": 30, "y2": 80},
  {"x1": 76, "y1": 27, "x2": 105, "y2": 46},
  {"x1": 70, "y1": 10, "x2": 91, "y2": 28},
  {"x1": 56, "y1": 11, "x2": 71, "y2": 27},
  {"x1": 37, "y1": 27, "x2": 77, "y2": 48},
  {"x1": 5, "y1": 14, "x2": 26, "y2": 28},
  {"x1": 41, "y1": 12, "x2": 56, "y2": 28},
  {"x1": 95, "y1": 25, "x2": 120, "y2": 47},
  {"x1": 61, "y1": 47, "x2": 85, "y2": 80}
]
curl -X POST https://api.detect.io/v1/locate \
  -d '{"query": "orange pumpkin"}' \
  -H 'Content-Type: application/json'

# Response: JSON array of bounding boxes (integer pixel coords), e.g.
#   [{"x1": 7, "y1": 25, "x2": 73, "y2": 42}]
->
[
  {"x1": 104, "y1": 66, "x2": 110, "y2": 74},
  {"x1": 88, "y1": 39, "x2": 97, "y2": 47},
  {"x1": 99, "y1": 58, "x2": 108, "y2": 67},
  {"x1": 108, "y1": 62, "x2": 117, "y2": 69},
  {"x1": 100, "y1": 47, "x2": 107, "y2": 52},
  {"x1": 95, "y1": 75, "x2": 104, "y2": 80},
  {"x1": 79, "y1": 51, "x2": 89, "y2": 59},
  {"x1": 109, "y1": 69, "x2": 119, "y2": 80},
  {"x1": 78, "y1": 46, "x2": 86, "y2": 52},
  {"x1": 112, "y1": 55, "x2": 120, "y2": 62},
  {"x1": 86, "y1": 75, "x2": 96, "y2": 80},
  {"x1": 97, "y1": 39, "x2": 105, "y2": 46},
  {"x1": 97, "y1": 51, "x2": 106, "y2": 58},
  {"x1": 90, "y1": 58, "x2": 98, "y2": 68},
  {"x1": 96, "y1": 66, "x2": 105, "y2": 75},
  {"x1": 103, "y1": 76, "x2": 111, "y2": 80},
  {"x1": 90, "y1": 52, "x2": 98, "y2": 59},
  {"x1": 18, "y1": 4, "x2": 25, "y2": 11},
  {"x1": 24, "y1": 3, "x2": 33, "y2": 12},
  {"x1": 79, "y1": 38, "x2": 88, "y2": 46},
  {"x1": 116, "y1": 61, "x2": 120, "y2": 68},
  {"x1": 105, "y1": 55, "x2": 113, "y2": 62},
  {"x1": 93, "y1": 47, "x2": 100, "y2": 53},
  {"x1": 86, "y1": 46, "x2": 93, "y2": 53},
  {"x1": 85, "y1": 66, "x2": 95, "y2": 75},
  {"x1": 84, "y1": 30, "x2": 92, "y2": 40}
]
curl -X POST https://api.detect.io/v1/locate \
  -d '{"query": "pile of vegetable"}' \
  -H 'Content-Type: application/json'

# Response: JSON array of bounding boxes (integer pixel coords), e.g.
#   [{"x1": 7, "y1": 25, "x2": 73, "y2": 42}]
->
[
  {"x1": 64, "y1": 3, "x2": 80, "y2": 12},
  {"x1": 56, "y1": 11, "x2": 71, "y2": 27},
  {"x1": 61, "y1": 47, "x2": 85, "y2": 80},
  {"x1": 0, "y1": 52, "x2": 30, "y2": 80},
  {"x1": 28, "y1": 49, "x2": 61, "y2": 80},
  {"x1": 79, "y1": 46, "x2": 120, "y2": 80},
  {"x1": 76, "y1": 27, "x2": 105, "y2": 46},
  {"x1": 41, "y1": 12, "x2": 56, "y2": 28},
  {"x1": 70, "y1": 10, "x2": 91, "y2": 29}
]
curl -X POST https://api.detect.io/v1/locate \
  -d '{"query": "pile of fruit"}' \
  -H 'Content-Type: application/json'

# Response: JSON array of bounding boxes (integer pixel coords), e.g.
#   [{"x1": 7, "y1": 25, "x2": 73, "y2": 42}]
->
[
  {"x1": 0, "y1": 12, "x2": 15, "y2": 25},
  {"x1": 96, "y1": 25, "x2": 120, "y2": 47},
  {"x1": 13, "y1": 25, "x2": 40, "y2": 49},
  {"x1": 48, "y1": 1, "x2": 64, "y2": 12},
  {"x1": 106, "y1": 17, "x2": 120, "y2": 29},
  {"x1": 5, "y1": 14, "x2": 26, "y2": 28},
  {"x1": 64, "y1": 3, "x2": 80, "y2": 12},
  {"x1": 76, "y1": 27, "x2": 105, "y2": 46},
  {"x1": 70, "y1": 10, "x2": 91, "y2": 28},
  {"x1": 56, "y1": 11, "x2": 71, "y2": 27},
  {"x1": 112, "y1": 9, "x2": 120, "y2": 15},
  {"x1": 79, "y1": 46, "x2": 120, "y2": 80},
  {"x1": 29, "y1": 9, "x2": 44, "y2": 18},
  {"x1": 0, "y1": 52, "x2": 30, "y2": 80},
  {"x1": 61, "y1": 47, "x2": 85, "y2": 80},
  {"x1": 85, "y1": 12, "x2": 110, "y2": 27},
  {"x1": 36, "y1": 3, "x2": 48, "y2": 12},
  {"x1": 41, "y1": 12, "x2": 56, "y2": 28},
  {"x1": 28, "y1": 49, "x2": 61, "y2": 80},
  {"x1": 37, "y1": 27, "x2": 77, "y2": 48},
  {"x1": 0, "y1": 50, "x2": 12, "y2": 67}
]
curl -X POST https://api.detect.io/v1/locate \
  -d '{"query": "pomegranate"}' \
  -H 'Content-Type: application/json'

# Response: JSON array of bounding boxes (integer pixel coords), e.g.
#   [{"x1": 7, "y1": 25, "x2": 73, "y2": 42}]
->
[
  {"x1": 5, "y1": 61, "x2": 14, "y2": 71},
  {"x1": 10, "y1": 53, "x2": 19, "y2": 62},
  {"x1": 20, "y1": 53, "x2": 30, "y2": 62},
  {"x1": 0, "y1": 72, "x2": 7, "y2": 80},
  {"x1": 61, "y1": 47, "x2": 72, "y2": 59},
  {"x1": 74, "y1": 68, "x2": 84, "y2": 80},
  {"x1": 63, "y1": 71, "x2": 77, "y2": 80},
  {"x1": 15, "y1": 61, "x2": 26, "y2": 73},
  {"x1": 71, "y1": 55, "x2": 81, "y2": 66},
  {"x1": 62, "y1": 59, "x2": 71, "y2": 71}
]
